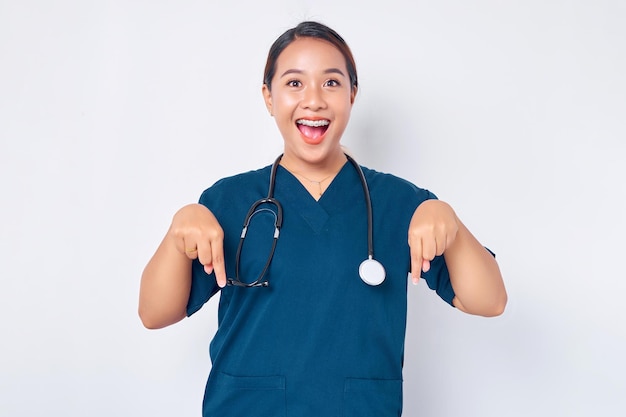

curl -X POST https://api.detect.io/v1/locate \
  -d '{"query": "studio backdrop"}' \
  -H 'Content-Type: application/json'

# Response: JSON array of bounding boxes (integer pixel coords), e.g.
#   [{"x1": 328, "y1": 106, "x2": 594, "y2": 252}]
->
[{"x1": 1, "y1": 1, "x2": 624, "y2": 416}]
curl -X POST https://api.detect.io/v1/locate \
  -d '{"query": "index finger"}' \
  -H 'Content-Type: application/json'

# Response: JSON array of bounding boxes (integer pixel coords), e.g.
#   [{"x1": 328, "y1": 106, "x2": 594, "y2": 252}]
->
[
  {"x1": 410, "y1": 237, "x2": 423, "y2": 284},
  {"x1": 196, "y1": 239, "x2": 226, "y2": 287},
  {"x1": 210, "y1": 238, "x2": 226, "y2": 288}
]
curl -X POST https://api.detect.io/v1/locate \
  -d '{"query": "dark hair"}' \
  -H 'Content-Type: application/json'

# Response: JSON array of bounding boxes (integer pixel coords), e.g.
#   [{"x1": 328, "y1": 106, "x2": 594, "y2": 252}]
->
[{"x1": 263, "y1": 21, "x2": 358, "y2": 92}]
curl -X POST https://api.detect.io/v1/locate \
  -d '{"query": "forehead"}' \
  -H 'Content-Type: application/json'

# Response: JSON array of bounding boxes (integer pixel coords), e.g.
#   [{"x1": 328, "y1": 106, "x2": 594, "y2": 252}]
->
[{"x1": 275, "y1": 37, "x2": 348, "y2": 74}]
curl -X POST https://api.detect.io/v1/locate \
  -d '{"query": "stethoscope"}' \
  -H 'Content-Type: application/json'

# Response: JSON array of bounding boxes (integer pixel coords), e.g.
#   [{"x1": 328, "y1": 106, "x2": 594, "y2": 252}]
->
[{"x1": 226, "y1": 153, "x2": 386, "y2": 288}]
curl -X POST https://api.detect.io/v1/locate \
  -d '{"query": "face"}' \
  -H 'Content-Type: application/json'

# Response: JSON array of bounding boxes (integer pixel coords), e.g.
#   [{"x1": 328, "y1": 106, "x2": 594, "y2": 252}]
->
[{"x1": 262, "y1": 37, "x2": 357, "y2": 168}]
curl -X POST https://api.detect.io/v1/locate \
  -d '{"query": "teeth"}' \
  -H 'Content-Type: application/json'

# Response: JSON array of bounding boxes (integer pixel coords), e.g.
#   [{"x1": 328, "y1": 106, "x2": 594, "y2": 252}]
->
[{"x1": 297, "y1": 119, "x2": 329, "y2": 127}]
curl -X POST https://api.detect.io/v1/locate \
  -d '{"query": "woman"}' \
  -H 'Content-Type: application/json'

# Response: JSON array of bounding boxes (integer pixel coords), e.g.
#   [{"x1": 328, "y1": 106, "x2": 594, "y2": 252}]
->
[{"x1": 139, "y1": 21, "x2": 507, "y2": 417}]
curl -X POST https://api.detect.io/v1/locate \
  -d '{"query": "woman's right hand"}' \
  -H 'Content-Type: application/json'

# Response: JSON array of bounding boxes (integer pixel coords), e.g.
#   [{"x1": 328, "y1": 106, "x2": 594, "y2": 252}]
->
[{"x1": 169, "y1": 203, "x2": 227, "y2": 287}]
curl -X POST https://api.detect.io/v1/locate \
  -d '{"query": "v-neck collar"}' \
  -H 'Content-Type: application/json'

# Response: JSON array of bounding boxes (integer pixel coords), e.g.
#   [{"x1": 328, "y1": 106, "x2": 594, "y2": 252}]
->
[{"x1": 274, "y1": 161, "x2": 362, "y2": 233}]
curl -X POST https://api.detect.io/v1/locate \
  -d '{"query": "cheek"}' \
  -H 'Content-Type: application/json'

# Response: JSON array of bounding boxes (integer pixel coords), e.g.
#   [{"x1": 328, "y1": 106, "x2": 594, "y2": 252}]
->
[
  {"x1": 333, "y1": 98, "x2": 353, "y2": 119},
  {"x1": 272, "y1": 96, "x2": 298, "y2": 116}
]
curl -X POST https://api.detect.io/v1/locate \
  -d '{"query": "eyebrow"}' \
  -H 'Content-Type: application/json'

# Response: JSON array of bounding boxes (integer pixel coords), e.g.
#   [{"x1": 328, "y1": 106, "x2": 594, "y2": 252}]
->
[{"x1": 279, "y1": 68, "x2": 346, "y2": 78}]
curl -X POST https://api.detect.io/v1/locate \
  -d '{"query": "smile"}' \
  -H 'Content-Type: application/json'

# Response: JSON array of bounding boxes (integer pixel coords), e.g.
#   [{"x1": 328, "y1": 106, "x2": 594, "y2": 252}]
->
[
  {"x1": 296, "y1": 118, "x2": 330, "y2": 142},
  {"x1": 296, "y1": 119, "x2": 330, "y2": 127}
]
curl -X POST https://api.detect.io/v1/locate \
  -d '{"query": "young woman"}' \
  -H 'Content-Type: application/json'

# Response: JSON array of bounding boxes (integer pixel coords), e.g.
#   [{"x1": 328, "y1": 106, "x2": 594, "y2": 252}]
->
[{"x1": 139, "y1": 21, "x2": 507, "y2": 417}]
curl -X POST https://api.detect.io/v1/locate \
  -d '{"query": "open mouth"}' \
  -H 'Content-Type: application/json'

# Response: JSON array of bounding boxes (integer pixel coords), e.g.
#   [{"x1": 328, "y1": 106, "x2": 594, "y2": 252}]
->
[{"x1": 296, "y1": 119, "x2": 330, "y2": 141}]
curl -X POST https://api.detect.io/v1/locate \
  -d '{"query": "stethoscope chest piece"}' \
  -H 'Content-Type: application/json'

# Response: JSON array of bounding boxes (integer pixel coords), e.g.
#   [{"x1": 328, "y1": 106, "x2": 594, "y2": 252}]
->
[{"x1": 359, "y1": 257, "x2": 386, "y2": 286}]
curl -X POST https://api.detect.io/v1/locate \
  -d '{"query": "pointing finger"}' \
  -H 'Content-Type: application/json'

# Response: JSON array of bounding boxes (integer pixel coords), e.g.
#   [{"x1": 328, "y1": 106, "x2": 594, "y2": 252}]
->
[
  {"x1": 210, "y1": 238, "x2": 226, "y2": 288},
  {"x1": 410, "y1": 237, "x2": 423, "y2": 284}
]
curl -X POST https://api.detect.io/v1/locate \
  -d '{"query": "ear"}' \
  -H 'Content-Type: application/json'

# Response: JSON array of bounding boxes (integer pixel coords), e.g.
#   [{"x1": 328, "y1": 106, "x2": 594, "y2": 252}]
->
[
  {"x1": 350, "y1": 86, "x2": 358, "y2": 105},
  {"x1": 262, "y1": 84, "x2": 273, "y2": 116}
]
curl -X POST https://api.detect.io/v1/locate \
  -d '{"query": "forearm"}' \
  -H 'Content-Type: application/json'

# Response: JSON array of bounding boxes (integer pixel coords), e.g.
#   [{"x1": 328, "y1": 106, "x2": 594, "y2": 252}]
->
[
  {"x1": 139, "y1": 233, "x2": 192, "y2": 329},
  {"x1": 444, "y1": 221, "x2": 507, "y2": 316}
]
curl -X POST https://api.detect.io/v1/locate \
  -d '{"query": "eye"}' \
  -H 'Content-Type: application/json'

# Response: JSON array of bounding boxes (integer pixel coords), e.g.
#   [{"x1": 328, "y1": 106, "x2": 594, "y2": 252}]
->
[
  {"x1": 287, "y1": 80, "x2": 302, "y2": 87},
  {"x1": 325, "y1": 79, "x2": 341, "y2": 87}
]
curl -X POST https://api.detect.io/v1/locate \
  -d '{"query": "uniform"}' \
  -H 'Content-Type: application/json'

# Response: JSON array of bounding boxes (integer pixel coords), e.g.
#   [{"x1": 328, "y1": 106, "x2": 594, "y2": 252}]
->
[{"x1": 187, "y1": 161, "x2": 455, "y2": 417}]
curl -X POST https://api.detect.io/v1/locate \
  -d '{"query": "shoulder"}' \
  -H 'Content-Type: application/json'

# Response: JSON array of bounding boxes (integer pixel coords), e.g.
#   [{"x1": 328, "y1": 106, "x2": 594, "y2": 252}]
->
[
  {"x1": 199, "y1": 165, "x2": 272, "y2": 205},
  {"x1": 207, "y1": 165, "x2": 271, "y2": 190},
  {"x1": 361, "y1": 166, "x2": 437, "y2": 202}
]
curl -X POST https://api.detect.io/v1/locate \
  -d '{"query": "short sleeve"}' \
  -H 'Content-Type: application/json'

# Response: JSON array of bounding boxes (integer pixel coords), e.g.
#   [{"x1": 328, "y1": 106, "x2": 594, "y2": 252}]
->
[
  {"x1": 421, "y1": 255, "x2": 455, "y2": 306},
  {"x1": 186, "y1": 260, "x2": 219, "y2": 316},
  {"x1": 421, "y1": 246, "x2": 496, "y2": 307}
]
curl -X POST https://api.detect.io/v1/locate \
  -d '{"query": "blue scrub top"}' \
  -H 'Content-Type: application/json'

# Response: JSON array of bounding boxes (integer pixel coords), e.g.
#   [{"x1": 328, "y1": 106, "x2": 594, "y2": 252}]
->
[{"x1": 187, "y1": 161, "x2": 454, "y2": 417}]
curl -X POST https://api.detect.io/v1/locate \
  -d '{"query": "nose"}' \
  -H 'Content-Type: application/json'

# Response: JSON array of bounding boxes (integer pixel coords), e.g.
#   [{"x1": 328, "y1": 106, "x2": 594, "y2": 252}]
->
[{"x1": 301, "y1": 86, "x2": 327, "y2": 111}]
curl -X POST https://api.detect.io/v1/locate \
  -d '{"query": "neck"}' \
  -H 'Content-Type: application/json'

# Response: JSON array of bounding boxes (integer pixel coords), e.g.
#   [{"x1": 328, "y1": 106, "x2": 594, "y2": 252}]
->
[
  {"x1": 279, "y1": 151, "x2": 348, "y2": 200},
  {"x1": 279, "y1": 151, "x2": 347, "y2": 181}
]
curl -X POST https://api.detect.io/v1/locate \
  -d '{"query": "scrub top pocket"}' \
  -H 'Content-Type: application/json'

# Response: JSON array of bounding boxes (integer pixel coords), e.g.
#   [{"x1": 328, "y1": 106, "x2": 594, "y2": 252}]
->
[
  {"x1": 343, "y1": 378, "x2": 403, "y2": 417},
  {"x1": 204, "y1": 372, "x2": 286, "y2": 417}
]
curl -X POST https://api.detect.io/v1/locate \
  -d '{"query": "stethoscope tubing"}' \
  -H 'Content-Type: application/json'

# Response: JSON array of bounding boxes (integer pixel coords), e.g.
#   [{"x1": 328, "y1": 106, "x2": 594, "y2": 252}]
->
[
  {"x1": 227, "y1": 153, "x2": 383, "y2": 287},
  {"x1": 268, "y1": 153, "x2": 374, "y2": 258}
]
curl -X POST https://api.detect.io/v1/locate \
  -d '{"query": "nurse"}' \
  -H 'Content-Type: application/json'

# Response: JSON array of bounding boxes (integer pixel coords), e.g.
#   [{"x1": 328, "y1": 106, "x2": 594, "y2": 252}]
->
[{"x1": 139, "y1": 21, "x2": 507, "y2": 417}]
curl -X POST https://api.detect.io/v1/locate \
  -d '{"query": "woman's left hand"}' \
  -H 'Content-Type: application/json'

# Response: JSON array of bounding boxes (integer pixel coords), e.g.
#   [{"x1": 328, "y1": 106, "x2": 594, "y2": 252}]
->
[{"x1": 408, "y1": 199, "x2": 459, "y2": 284}]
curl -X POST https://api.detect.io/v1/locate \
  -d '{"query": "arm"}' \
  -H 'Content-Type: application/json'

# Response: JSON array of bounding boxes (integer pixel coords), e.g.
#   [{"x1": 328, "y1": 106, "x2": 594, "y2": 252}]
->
[
  {"x1": 408, "y1": 200, "x2": 507, "y2": 317},
  {"x1": 138, "y1": 203, "x2": 227, "y2": 329},
  {"x1": 445, "y1": 220, "x2": 506, "y2": 316}
]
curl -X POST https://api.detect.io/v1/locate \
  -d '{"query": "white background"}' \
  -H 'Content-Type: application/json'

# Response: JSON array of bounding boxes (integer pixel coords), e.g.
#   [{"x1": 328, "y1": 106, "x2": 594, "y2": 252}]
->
[{"x1": 1, "y1": 1, "x2": 625, "y2": 416}]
